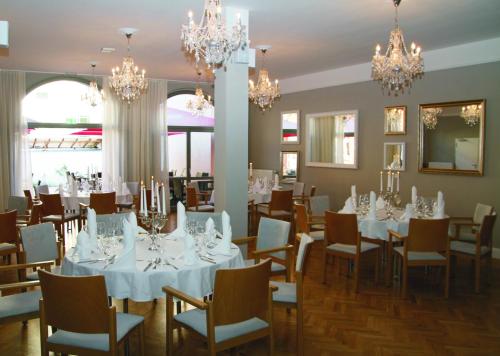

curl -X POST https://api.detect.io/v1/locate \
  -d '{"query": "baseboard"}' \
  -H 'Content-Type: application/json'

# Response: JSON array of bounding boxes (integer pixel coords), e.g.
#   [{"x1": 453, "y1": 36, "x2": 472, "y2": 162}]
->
[{"x1": 493, "y1": 247, "x2": 500, "y2": 259}]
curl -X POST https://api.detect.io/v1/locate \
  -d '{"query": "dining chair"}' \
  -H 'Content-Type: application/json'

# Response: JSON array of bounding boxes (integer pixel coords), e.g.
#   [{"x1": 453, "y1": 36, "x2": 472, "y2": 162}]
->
[
  {"x1": 0, "y1": 210, "x2": 20, "y2": 264},
  {"x1": 234, "y1": 217, "x2": 294, "y2": 282},
  {"x1": 39, "y1": 193, "x2": 80, "y2": 251},
  {"x1": 323, "y1": 212, "x2": 380, "y2": 292},
  {"x1": 292, "y1": 182, "x2": 306, "y2": 203},
  {"x1": 8, "y1": 196, "x2": 28, "y2": 215},
  {"x1": 24, "y1": 189, "x2": 35, "y2": 210},
  {"x1": 308, "y1": 195, "x2": 330, "y2": 230},
  {"x1": 450, "y1": 203, "x2": 494, "y2": 242},
  {"x1": 188, "y1": 181, "x2": 211, "y2": 205},
  {"x1": 38, "y1": 270, "x2": 145, "y2": 356},
  {"x1": 36, "y1": 184, "x2": 49, "y2": 197},
  {"x1": 256, "y1": 189, "x2": 294, "y2": 222},
  {"x1": 17, "y1": 202, "x2": 43, "y2": 228},
  {"x1": 271, "y1": 234, "x2": 314, "y2": 356},
  {"x1": 81, "y1": 191, "x2": 117, "y2": 215},
  {"x1": 186, "y1": 187, "x2": 214, "y2": 212},
  {"x1": 0, "y1": 260, "x2": 54, "y2": 326},
  {"x1": 389, "y1": 218, "x2": 451, "y2": 298},
  {"x1": 450, "y1": 213, "x2": 496, "y2": 293},
  {"x1": 163, "y1": 259, "x2": 275, "y2": 356},
  {"x1": 295, "y1": 203, "x2": 324, "y2": 245},
  {"x1": 20, "y1": 222, "x2": 61, "y2": 279}
]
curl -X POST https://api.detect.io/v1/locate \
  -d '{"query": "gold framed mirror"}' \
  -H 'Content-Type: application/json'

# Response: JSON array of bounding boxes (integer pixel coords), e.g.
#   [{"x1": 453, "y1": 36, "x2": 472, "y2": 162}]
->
[
  {"x1": 280, "y1": 151, "x2": 299, "y2": 182},
  {"x1": 418, "y1": 99, "x2": 485, "y2": 176}
]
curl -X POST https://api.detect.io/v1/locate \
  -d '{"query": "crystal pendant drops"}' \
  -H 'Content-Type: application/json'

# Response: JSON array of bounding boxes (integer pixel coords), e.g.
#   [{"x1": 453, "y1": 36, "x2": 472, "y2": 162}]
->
[
  {"x1": 248, "y1": 46, "x2": 280, "y2": 111},
  {"x1": 461, "y1": 104, "x2": 482, "y2": 126},
  {"x1": 82, "y1": 63, "x2": 104, "y2": 107},
  {"x1": 186, "y1": 72, "x2": 212, "y2": 116}
]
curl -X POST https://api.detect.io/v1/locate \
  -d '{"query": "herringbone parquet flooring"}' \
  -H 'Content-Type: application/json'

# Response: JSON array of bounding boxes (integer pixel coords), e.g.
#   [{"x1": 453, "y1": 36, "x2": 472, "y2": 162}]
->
[{"x1": 1, "y1": 220, "x2": 500, "y2": 355}]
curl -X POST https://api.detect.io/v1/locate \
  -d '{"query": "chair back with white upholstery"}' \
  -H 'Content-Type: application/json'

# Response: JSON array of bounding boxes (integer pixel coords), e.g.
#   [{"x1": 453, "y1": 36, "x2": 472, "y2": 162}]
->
[
  {"x1": 186, "y1": 212, "x2": 223, "y2": 232},
  {"x1": 0, "y1": 210, "x2": 18, "y2": 245},
  {"x1": 125, "y1": 182, "x2": 140, "y2": 196},
  {"x1": 90, "y1": 192, "x2": 116, "y2": 214},
  {"x1": 478, "y1": 213, "x2": 496, "y2": 248},
  {"x1": 212, "y1": 259, "x2": 271, "y2": 325},
  {"x1": 95, "y1": 212, "x2": 129, "y2": 227},
  {"x1": 407, "y1": 218, "x2": 449, "y2": 252},
  {"x1": 257, "y1": 217, "x2": 290, "y2": 260},
  {"x1": 293, "y1": 182, "x2": 305, "y2": 196},
  {"x1": 20, "y1": 222, "x2": 58, "y2": 263},
  {"x1": 296, "y1": 234, "x2": 314, "y2": 273},
  {"x1": 295, "y1": 204, "x2": 310, "y2": 234},
  {"x1": 8, "y1": 196, "x2": 28, "y2": 215},
  {"x1": 325, "y1": 211, "x2": 358, "y2": 246},
  {"x1": 473, "y1": 203, "x2": 494, "y2": 225},
  {"x1": 36, "y1": 184, "x2": 50, "y2": 196},
  {"x1": 309, "y1": 195, "x2": 330, "y2": 216}
]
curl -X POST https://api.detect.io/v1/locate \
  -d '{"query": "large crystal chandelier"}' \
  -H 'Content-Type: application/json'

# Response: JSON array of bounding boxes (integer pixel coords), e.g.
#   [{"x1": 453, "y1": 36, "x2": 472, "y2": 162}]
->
[
  {"x1": 181, "y1": 0, "x2": 247, "y2": 71},
  {"x1": 82, "y1": 63, "x2": 104, "y2": 107},
  {"x1": 249, "y1": 46, "x2": 280, "y2": 111},
  {"x1": 422, "y1": 107, "x2": 443, "y2": 130},
  {"x1": 109, "y1": 29, "x2": 148, "y2": 104},
  {"x1": 461, "y1": 104, "x2": 482, "y2": 127},
  {"x1": 372, "y1": 0, "x2": 424, "y2": 95},
  {"x1": 186, "y1": 72, "x2": 212, "y2": 116}
]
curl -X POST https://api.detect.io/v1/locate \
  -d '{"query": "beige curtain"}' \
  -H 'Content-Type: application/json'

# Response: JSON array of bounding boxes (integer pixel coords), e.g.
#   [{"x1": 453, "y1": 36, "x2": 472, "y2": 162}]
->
[
  {"x1": 310, "y1": 116, "x2": 334, "y2": 163},
  {"x1": 334, "y1": 115, "x2": 345, "y2": 164},
  {"x1": 0, "y1": 70, "x2": 30, "y2": 210}
]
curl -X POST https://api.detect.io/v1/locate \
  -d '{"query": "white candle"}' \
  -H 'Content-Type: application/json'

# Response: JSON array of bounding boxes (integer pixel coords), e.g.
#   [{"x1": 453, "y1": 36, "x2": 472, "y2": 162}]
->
[
  {"x1": 387, "y1": 171, "x2": 391, "y2": 191},
  {"x1": 380, "y1": 171, "x2": 383, "y2": 192},
  {"x1": 391, "y1": 172, "x2": 394, "y2": 192},
  {"x1": 150, "y1": 176, "x2": 155, "y2": 208},
  {"x1": 156, "y1": 181, "x2": 160, "y2": 212},
  {"x1": 249, "y1": 162, "x2": 253, "y2": 178},
  {"x1": 140, "y1": 182, "x2": 144, "y2": 214},
  {"x1": 162, "y1": 183, "x2": 166, "y2": 216}
]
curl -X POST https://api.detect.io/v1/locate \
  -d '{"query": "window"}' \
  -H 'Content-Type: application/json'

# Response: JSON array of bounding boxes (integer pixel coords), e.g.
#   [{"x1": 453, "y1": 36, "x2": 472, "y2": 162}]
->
[{"x1": 23, "y1": 80, "x2": 103, "y2": 187}]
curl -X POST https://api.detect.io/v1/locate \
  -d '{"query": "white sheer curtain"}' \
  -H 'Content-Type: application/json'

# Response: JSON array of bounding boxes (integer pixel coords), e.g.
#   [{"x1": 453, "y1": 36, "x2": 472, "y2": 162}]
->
[
  {"x1": 334, "y1": 115, "x2": 345, "y2": 164},
  {"x1": 0, "y1": 70, "x2": 31, "y2": 209}
]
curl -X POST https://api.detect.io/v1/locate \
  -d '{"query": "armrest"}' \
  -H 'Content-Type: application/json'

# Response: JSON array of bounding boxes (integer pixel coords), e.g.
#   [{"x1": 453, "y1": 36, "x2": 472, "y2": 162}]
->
[
  {"x1": 162, "y1": 286, "x2": 208, "y2": 310},
  {"x1": 388, "y1": 229, "x2": 405, "y2": 240},
  {"x1": 0, "y1": 280, "x2": 40, "y2": 292},
  {"x1": 79, "y1": 203, "x2": 89, "y2": 209},
  {"x1": 253, "y1": 244, "x2": 294, "y2": 257},
  {"x1": 17, "y1": 214, "x2": 31, "y2": 219},
  {"x1": 449, "y1": 216, "x2": 473, "y2": 222},
  {"x1": 0, "y1": 261, "x2": 54, "y2": 273},
  {"x1": 452, "y1": 222, "x2": 479, "y2": 228},
  {"x1": 269, "y1": 285, "x2": 278, "y2": 293},
  {"x1": 232, "y1": 236, "x2": 257, "y2": 245}
]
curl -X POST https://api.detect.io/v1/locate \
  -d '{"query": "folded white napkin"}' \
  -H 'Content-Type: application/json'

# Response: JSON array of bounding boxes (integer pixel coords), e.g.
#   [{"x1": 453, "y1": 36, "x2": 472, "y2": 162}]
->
[
  {"x1": 434, "y1": 191, "x2": 445, "y2": 219},
  {"x1": 400, "y1": 203, "x2": 415, "y2": 222},
  {"x1": 74, "y1": 230, "x2": 92, "y2": 260},
  {"x1": 205, "y1": 217, "x2": 216, "y2": 243},
  {"x1": 367, "y1": 191, "x2": 377, "y2": 220},
  {"x1": 82, "y1": 180, "x2": 90, "y2": 192},
  {"x1": 411, "y1": 186, "x2": 418, "y2": 205},
  {"x1": 212, "y1": 211, "x2": 232, "y2": 255},
  {"x1": 128, "y1": 212, "x2": 139, "y2": 237},
  {"x1": 122, "y1": 182, "x2": 131, "y2": 196},
  {"x1": 57, "y1": 184, "x2": 64, "y2": 196},
  {"x1": 71, "y1": 181, "x2": 78, "y2": 196},
  {"x1": 108, "y1": 219, "x2": 136, "y2": 271},
  {"x1": 86, "y1": 208, "x2": 99, "y2": 251},
  {"x1": 376, "y1": 196, "x2": 385, "y2": 210},
  {"x1": 339, "y1": 197, "x2": 354, "y2": 214},
  {"x1": 169, "y1": 202, "x2": 187, "y2": 238},
  {"x1": 183, "y1": 233, "x2": 198, "y2": 265},
  {"x1": 252, "y1": 180, "x2": 262, "y2": 194}
]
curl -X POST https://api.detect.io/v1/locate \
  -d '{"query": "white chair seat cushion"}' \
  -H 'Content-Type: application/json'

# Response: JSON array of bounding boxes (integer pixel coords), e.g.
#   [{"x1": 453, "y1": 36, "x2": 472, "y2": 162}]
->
[
  {"x1": 244, "y1": 259, "x2": 286, "y2": 273},
  {"x1": 174, "y1": 308, "x2": 268, "y2": 343},
  {"x1": 270, "y1": 282, "x2": 297, "y2": 304},
  {"x1": 327, "y1": 241, "x2": 379, "y2": 254},
  {"x1": 311, "y1": 224, "x2": 325, "y2": 230},
  {"x1": 457, "y1": 231, "x2": 477, "y2": 242},
  {"x1": 450, "y1": 240, "x2": 491, "y2": 256},
  {"x1": 0, "y1": 243, "x2": 16, "y2": 252},
  {"x1": 26, "y1": 266, "x2": 62, "y2": 281},
  {"x1": 43, "y1": 212, "x2": 79, "y2": 221},
  {"x1": 47, "y1": 312, "x2": 143, "y2": 352},
  {"x1": 309, "y1": 230, "x2": 324, "y2": 241},
  {"x1": 0, "y1": 290, "x2": 41, "y2": 320},
  {"x1": 393, "y1": 246, "x2": 446, "y2": 261},
  {"x1": 256, "y1": 205, "x2": 291, "y2": 217}
]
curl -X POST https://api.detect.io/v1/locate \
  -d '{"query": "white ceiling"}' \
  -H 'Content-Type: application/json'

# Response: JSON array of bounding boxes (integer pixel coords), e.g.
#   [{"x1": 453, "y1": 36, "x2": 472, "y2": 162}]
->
[{"x1": 1, "y1": 0, "x2": 499, "y2": 82}]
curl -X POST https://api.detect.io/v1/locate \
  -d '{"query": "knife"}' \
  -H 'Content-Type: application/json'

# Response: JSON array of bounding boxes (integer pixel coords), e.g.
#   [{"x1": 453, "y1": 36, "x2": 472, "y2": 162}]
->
[{"x1": 143, "y1": 262, "x2": 153, "y2": 272}]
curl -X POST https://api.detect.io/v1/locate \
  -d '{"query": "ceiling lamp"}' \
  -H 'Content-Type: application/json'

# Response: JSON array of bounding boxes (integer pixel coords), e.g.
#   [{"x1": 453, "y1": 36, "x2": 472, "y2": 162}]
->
[
  {"x1": 181, "y1": 0, "x2": 247, "y2": 71},
  {"x1": 81, "y1": 62, "x2": 104, "y2": 107},
  {"x1": 422, "y1": 107, "x2": 442, "y2": 130},
  {"x1": 109, "y1": 28, "x2": 148, "y2": 104},
  {"x1": 371, "y1": 0, "x2": 424, "y2": 95},
  {"x1": 461, "y1": 104, "x2": 482, "y2": 127},
  {"x1": 248, "y1": 46, "x2": 280, "y2": 111},
  {"x1": 186, "y1": 72, "x2": 212, "y2": 116}
]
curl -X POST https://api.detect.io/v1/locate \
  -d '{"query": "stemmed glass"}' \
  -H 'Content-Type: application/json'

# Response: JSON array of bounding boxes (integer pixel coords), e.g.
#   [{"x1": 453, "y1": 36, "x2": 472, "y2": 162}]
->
[
  {"x1": 384, "y1": 197, "x2": 394, "y2": 220},
  {"x1": 97, "y1": 222, "x2": 109, "y2": 256}
]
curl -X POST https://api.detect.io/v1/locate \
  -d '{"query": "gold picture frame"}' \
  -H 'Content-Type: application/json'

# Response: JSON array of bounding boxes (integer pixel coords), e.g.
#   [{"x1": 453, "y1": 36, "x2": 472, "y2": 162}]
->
[{"x1": 384, "y1": 106, "x2": 406, "y2": 135}]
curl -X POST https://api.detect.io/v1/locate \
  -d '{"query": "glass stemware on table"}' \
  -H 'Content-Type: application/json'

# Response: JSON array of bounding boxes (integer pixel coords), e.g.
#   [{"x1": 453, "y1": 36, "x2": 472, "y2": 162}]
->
[
  {"x1": 139, "y1": 207, "x2": 168, "y2": 251},
  {"x1": 415, "y1": 196, "x2": 436, "y2": 218}
]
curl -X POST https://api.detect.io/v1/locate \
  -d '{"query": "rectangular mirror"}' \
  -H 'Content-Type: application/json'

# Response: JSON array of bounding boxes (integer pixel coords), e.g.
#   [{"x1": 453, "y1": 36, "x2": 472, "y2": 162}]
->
[
  {"x1": 280, "y1": 151, "x2": 299, "y2": 182},
  {"x1": 384, "y1": 106, "x2": 406, "y2": 135},
  {"x1": 418, "y1": 100, "x2": 485, "y2": 176},
  {"x1": 305, "y1": 110, "x2": 358, "y2": 169},
  {"x1": 384, "y1": 142, "x2": 406, "y2": 171},
  {"x1": 281, "y1": 110, "x2": 300, "y2": 144}
]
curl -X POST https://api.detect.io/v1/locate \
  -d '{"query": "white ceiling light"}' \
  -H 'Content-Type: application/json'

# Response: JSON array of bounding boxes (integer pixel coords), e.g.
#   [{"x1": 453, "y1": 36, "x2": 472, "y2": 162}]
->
[
  {"x1": 249, "y1": 45, "x2": 280, "y2": 111},
  {"x1": 81, "y1": 62, "x2": 104, "y2": 107}
]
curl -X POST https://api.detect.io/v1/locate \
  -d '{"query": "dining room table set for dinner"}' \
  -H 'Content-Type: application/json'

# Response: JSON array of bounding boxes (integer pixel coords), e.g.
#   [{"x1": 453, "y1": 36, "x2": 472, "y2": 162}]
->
[{"x1": 248, "y1": 173, "x2": 281, "y2": 204}]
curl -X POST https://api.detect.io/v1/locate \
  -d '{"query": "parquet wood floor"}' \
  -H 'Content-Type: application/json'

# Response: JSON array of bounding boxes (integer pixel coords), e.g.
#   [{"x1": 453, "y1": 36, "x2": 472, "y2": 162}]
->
[{"x1": 1, "y1": 218, "x2": 500, "y2": 355}]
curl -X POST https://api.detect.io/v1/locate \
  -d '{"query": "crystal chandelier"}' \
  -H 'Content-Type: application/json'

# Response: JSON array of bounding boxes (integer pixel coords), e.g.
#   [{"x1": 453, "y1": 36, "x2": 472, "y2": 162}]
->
[
  {"x1": 82, "y1": 63, "x2": 104, "y2": 107},
  {"x1": 181, "y1": 0, "x2": 247, "y2": 71},
  {"x1": 422, "y1": 107, "x2": 443, "y2": 130},
  {"x1": 372, "y1": 0, "x2": 424, "y2": 95},
  {"x1": 249, "y1": 46, "x2": 280, "y2": 111},
  {"x1": 109, "y1": 29, "x2": 148, "y2": 104},
  {"x1": 461, "y1": 104, "x2": 482, "y2": 126},
  {"x1": 186, "y1": 72, "x2": 212, "y2": 116},
  {"x1": 386, "y1": 107, "x2": 404, "y2": 124}
]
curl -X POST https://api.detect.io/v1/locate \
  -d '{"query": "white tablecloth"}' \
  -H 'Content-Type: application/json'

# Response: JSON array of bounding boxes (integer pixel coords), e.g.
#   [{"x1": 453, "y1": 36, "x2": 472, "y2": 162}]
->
[
  {"x1": 357, "y1": 209, "x2": 409, "y2": 242},
  {"x1": 62, "y1": 236, "x2": 245, "y2": 302},
  {"x1": 61, "y1": 193, "x2": 131, "y2": 212},
  {"x1": 248, "y1": 192, "x2": 271, "y2": 204}
]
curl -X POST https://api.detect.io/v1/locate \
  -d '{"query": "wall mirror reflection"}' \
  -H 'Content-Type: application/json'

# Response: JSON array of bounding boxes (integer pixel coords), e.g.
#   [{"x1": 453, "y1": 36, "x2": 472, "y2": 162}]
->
[
  {"x1": 384, "y1": 142, "x2": 406, "y2": 171},
  {"x1": 281, "y1": 110, "x2": 300, "y2": 144},
  {"x1": 418, "y1": 100, "x2": 485, "y2": 176},
  {"x1": 384, "y1": 106, "x2": 406, "y2": 135},
  {"x1": 305, "y1": 110, "x2": 358, "y2": 169},
  {"x1": 280, "y1": 151, "x2": 299, "y2": 182}
]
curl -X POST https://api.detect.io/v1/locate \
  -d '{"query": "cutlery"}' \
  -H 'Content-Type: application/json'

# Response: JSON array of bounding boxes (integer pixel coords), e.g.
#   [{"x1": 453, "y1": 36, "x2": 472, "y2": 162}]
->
[
  {"x1": 103, "y1": 255, "x2": 117, "y2": 269},
  {"x1": 143, "y1": 262, "x2": 153, "y2": 272},
  {"x1": 163, "y1": 258, "x2": 179, "y2": 270},
  {"x1": 77, "y1": 258, "x2": 106, "y2": 264},
  {"x1": 199, "y1": 255, "x2": 216, "y2": 264}
]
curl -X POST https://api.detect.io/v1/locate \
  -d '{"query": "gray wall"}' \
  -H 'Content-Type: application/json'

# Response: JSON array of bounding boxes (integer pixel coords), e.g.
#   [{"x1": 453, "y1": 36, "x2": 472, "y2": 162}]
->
[{"x1": 249, "y1": 61, "x2": 500, "y2": 247}]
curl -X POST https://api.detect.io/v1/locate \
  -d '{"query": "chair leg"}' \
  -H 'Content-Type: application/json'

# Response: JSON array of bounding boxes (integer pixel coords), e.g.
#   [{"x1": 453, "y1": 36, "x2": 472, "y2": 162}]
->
[
  {"x1": 374, "y1": 249, "x2": 379, "y2": 284},
  {"x1": 269, "y1": 330, "x2": 274, "y2": 356},
  {"x1": 402, "y1": 259, "x2": 408, "y2": 299},
  {"x1": 139, "y1": 322, "x2": 145, "y2": 356},
  {"x1": 475, "y1": 257, "x2": 481, "y2": 293}
]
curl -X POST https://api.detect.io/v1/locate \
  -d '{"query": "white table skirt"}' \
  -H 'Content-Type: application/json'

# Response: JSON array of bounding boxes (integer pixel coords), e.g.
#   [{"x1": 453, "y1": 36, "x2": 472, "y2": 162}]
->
[
  {"x1": 348, "y1": 209, "x2": 409, "y2": 242},
  {"x1": 62, "y1": 237, "x2": 245, "y2": 302},
  {"x1": 61, "y1": 193, "x2": 131, "y2": 212},
  {"x1": 248, "y1": 192, "x2": 271, "y2": 205}
]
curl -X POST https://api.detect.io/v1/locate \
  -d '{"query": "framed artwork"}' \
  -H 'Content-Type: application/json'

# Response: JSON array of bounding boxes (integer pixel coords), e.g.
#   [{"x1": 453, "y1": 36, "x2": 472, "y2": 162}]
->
[
  {"x1": 384, "y1": 106, "x2": 406, "y2": 135},
  {"x1": 383, "y1": 142, "x2": 406, "y2": 171},
  {"x1": 281, "y1": 110, "x2": 300, "y2": 144},
  {"x1": 280, "y1": 151, "x2": 299, "y2": 181}
]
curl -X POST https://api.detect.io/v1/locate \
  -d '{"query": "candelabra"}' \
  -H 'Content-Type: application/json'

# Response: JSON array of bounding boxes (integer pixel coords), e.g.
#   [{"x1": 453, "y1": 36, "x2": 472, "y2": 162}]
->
[{"x1": 139, "y1": 206, "x2": 168, "y2": 251}]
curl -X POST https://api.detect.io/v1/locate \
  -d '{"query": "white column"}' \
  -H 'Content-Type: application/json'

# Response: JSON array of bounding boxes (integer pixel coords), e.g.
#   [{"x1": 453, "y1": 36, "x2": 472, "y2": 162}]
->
[{"x1": 214, "y1": 7, "x2": 249, "y2": 237}]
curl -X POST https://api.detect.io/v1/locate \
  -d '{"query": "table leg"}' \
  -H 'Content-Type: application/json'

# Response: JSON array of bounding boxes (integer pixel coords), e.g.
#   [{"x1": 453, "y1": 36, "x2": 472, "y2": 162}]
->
[{"x1": 123, "y1": 298, "x2": 128, "y2": 313}]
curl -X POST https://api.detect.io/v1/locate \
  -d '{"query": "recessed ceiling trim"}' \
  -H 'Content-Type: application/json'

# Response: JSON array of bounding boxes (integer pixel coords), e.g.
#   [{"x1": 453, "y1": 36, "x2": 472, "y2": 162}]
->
[{"x1": 280, "y1": 36, "x2": 500, "y2": 95}]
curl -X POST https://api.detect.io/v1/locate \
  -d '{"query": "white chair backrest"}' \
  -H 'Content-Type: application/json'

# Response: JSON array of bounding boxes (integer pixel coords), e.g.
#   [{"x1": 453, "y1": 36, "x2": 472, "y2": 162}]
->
[
  {"x1": 36, "y1": 184, "x2": 50, "y2": 196},
  {"x1": 125, "y1": 182, "x2": 140, "y2": 195},
  {"x1": 20, "y1": 222, "x2": 58, "y2": 263},
  {"x1": 8, "y1": 196, "x2": 28, "y2": 215},
  {"x1": 296, "y1": 234, "x2": 314, "y2": 272},
  {"x1": 186, "y1": 212, "x2": 223, "y2": 232},
  {"x1": 257, "y1": 217, "x2": 290, "y2": 260},
  {"x1": 292, "y1": 182, "x2": 305, "y2": 196},
  {"x1": 252, "y1": 169, "x2": 274, "y2": 182},
  {"x1": 310, "y1": 195, "x2": 330, "y2": 216},
  {"x1": 473, "y1": 203, "x2": 494, "y2": 225}
]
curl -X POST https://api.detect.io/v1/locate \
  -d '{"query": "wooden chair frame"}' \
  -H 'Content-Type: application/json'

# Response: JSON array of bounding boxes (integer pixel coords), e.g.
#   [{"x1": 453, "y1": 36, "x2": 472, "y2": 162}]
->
[
  {"x1": 186, "y1": 187, "x2": 214, "y2": 212},
  {"x1": 0, "y1": 210, "x2": 20, "y2": 264}
]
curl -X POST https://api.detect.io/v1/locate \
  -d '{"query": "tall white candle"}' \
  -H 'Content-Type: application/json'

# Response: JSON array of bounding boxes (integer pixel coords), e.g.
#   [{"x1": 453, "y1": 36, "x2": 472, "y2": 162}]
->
[
  {"x1": 387, "y1": 171, "x2": 391, "y2": 191},
  {"x1": 150, "y1": 176, "x2": 155, "y2": 208},
  {"x1": 380, "y1": 171, "x2": 383, "y2": 192},
  {"x1": 391, "y1": 172, "x2": 394, "y2": 192},
  {"x1": 162, "y1": 183, "x2": 166, "y2": 216},
  {"x1": 156, "y1": 181, "x2": 160, "y2": 212},
  {"x1": 249, "y1": 162, "x2": 253, "y2": 178}
]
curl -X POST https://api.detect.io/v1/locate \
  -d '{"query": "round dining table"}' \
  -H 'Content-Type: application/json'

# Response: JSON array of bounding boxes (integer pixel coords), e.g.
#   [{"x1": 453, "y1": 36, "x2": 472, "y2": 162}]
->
[
  {"x1": 61, "y1": 192, "x2": 132, "y2": 212},
  {"x1": 357, "y1": 208, "x2": 409, "y2": 241},
  {"x1": 62, "y1": 235, "x2": 245, "y2": 307}
]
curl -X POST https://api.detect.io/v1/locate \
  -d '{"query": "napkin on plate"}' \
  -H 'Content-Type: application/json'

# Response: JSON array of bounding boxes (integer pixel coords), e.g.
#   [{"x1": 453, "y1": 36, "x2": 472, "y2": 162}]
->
[
  {"x1": 108, "y1": 218, "x2": 136, "y2": 271},
  {"x1": 211, "y1": 211, "x2": 232, "y2": 255},
  {"x1": 339, "y1": 197, "x2": 355, "y2": 214},
  {"x1": 86, "y1": 208, "x2": 99, "y2": 251},
  {"x1": 169, "y1": 202, "x2": 187, "y2": 238},
  {"x1": 205, "y1": 217, "x2": 216, "y2": 243},
  {"x1": 183, "y1": 233, "x2": 198, "y2": 265},
  {"x1": 411, "y1": 186, "x2": 418, "y2": 205},
  {"x1": 128, "y1": 211, "x2": 139, "y2": 237},
  {"x1": 367, "y1": 191, "x2": 377, "y2": 220},
  {"x1": 376, "y1": 196, "x2": 385, "y2": 210},
  {"x1": 400, "y1": 203, "x2": 416, "y2": 222},
  {"x1": 74, "y1": 230, "x2": 92, "y2": 260},
  {"x1": 434, "y1": 191, "x2": 445, "y2": 219}
]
